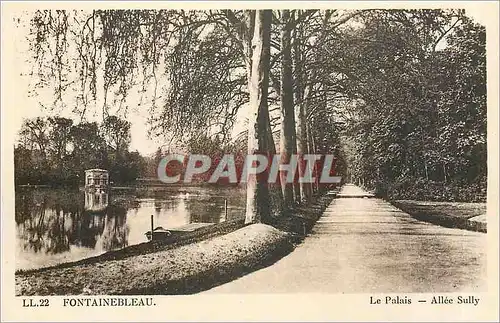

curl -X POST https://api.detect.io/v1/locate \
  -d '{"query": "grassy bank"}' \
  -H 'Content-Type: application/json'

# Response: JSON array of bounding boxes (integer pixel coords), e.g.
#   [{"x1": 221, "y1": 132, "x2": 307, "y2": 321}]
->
[
  {"x1": 374, "y1": 177, "x2": 487, "y2": 203},
  {"x1": 16, "y1": 219, "x2": 246, "y2": 275},
  {"x1": 16, "y1": 191, "x2": 336, "y2": 295},
  {"x1": 391, "y1": 200, "x2": 487, "y2": 233},
  {"x1": 16, "y1": 224, "x2": 293, "y2": 295}
]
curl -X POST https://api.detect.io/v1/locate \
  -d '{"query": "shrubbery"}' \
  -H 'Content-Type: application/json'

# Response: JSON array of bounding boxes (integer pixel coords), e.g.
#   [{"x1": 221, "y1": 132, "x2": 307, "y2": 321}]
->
[{"x1": 374, "y1": 176, "x2": 486, "y2": 202}]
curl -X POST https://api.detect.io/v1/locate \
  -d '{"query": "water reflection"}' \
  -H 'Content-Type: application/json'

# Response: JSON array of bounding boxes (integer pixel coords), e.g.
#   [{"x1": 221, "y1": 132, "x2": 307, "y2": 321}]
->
[
  {"x1": 185, "y1": 197, "x2": 227, "y2": 223},
  {"x1": 84, "y1": 191, "x2": 109, "y2": 213},
  {"x1": 100, "y1": 205, "x2": 129, "y2": 250},
  {"x1": 15, "y1": 186, "x2": 245, "y2": 270}
]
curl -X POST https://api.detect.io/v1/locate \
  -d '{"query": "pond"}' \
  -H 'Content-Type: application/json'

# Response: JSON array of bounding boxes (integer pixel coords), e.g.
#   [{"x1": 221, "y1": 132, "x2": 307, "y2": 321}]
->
[{"x1": 15, "y1": 186, "x2": 246, "y2": 271}]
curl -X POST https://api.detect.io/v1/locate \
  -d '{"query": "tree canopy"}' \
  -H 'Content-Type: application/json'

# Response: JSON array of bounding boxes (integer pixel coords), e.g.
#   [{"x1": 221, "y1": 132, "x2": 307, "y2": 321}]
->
[{"x1": 17, "y1": 8, "x2": 487, "y2": 225}]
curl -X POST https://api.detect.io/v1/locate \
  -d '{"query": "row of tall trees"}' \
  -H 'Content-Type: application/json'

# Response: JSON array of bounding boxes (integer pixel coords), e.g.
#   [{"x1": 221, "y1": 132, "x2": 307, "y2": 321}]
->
[
  {"x1": 25, "y1": 9, "x2": 353, "y2": 224},
  {"x1": 337, "y1": 11, "x2": 486, "y2": 201},
  {"x1": 15, "y1": 116, "x2": 144, "y2": 185},
  {"x1": 22, "y1": 8, "x2": 486, "y2": 225},
  {"x1": 157, "y1": 10, "x2": 353, "y2": 222}
]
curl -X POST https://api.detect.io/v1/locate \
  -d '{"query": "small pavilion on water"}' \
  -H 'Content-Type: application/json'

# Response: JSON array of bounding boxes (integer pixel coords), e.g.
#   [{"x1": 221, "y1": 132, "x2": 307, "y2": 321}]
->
[{"x1": 84, "y1": 169, "x2": 109, "y2": 188}]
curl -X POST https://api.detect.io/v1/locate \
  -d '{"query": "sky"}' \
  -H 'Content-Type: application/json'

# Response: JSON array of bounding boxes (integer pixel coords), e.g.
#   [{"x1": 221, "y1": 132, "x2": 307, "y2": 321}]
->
[
  {"x1": 11, "y1": 9, "x2": 486, "y2": 156},
  {"x1": 12, "y1": 13, "x2": 164, "y2": 156}
]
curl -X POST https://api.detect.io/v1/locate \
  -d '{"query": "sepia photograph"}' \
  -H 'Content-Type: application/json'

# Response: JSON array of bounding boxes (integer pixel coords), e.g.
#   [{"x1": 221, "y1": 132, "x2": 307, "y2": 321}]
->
[{"x1": 1, "y1": 1, "x2": 498, "y2": 322}]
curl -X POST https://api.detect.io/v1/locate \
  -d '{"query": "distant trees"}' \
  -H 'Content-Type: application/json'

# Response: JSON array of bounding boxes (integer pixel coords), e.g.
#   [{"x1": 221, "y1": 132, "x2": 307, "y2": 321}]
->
[
  {"x1": 15, "y1": 116, "x2": 144, "y2": 186},
  {"x1": 70, "y1": 121, "x2": 105, "y2": 173},
  {"x1": 47, "y1": 117, "x2": 73, "y2": 173},
  {"x1": 101, "y1": 116, "x2": 131, "y2": 153}
]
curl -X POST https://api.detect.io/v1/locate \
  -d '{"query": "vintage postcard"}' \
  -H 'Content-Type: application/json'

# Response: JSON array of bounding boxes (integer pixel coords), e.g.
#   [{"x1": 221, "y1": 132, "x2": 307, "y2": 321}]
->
[{"x1": 1, "y1": 1, "x2": 498, "y2": 322}]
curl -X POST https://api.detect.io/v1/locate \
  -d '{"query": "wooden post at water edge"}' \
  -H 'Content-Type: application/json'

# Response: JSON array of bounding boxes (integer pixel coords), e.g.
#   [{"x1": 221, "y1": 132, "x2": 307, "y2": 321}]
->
[
  {"x1": 150, "y1": 214, "x2": 154, "y2": 241},
  {"x1": 224, "y1": 199, "x2": 228, "y2": 222}
]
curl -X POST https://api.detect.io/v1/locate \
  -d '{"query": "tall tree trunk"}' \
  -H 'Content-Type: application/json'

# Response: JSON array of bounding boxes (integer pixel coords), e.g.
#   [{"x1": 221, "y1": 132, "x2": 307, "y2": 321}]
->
[
  {"x1": 295, "y1": 10, "x2": 333, "y2": 200},
  {"x1": 443, "y1": 163, "x2": 447, "y2": 184},
  {"x1": 305, "y1": 119, "x2": 315, "y2": 195},
  {"x1": 424, "y1": 159, "x2": 429, "y2": 181},
  {"x1": 308, "y1": 119, "x2": 319, "y2": 192},
  {"x1": 293, "y1": 14, "x2": 310, "y2": 204},
  {"x1": 245, "y1": 10, "x2": 278, "y2": 224},
  {"x1": 290, "y1": 15, "x2": 301, "y2": 203},
  {"x1": 279, "y1": 9, "x2": 296, "y2": 211},
  {"x1": 295, "y1": 83, "x2": 308, "y2": 203},
  {"x1": 296, "y1": 107, "x2": 311, "y2": 202},
  {"x1": 241, "y1": 10, "x2": 256, "y2": 84}
]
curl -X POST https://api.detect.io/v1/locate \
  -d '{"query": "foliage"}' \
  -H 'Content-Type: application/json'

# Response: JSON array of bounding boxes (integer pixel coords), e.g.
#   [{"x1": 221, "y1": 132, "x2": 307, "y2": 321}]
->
[
  {"x1": 15, "y1": 116, "x2": 144, "y2": 186},
  {"x1": 19, "y1": 8, "x2": 488, "y2": 210},
  {"x1": 335, "y1": 11, "x2": 486, "y2": 202}
]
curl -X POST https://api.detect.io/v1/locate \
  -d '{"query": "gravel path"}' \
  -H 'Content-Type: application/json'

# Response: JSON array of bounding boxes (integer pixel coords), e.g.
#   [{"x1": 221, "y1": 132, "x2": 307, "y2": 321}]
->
[{"x1": 206, "y1": 184, "x2": 487, "y2": 293}]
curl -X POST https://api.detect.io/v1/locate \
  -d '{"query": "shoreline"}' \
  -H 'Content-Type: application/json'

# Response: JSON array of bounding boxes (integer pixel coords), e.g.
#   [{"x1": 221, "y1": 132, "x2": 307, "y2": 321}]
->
[
  {"x1": 16, "y1": 191, "x2": 336, "y2": 295},
  {"x1": 16, "y1": 219, "x2": 246, "y2": 275},
  {"x1": 16, "y1": 182, "x2": 242, "y2": 190}
]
